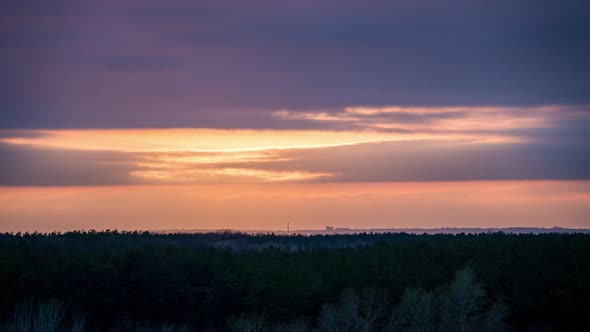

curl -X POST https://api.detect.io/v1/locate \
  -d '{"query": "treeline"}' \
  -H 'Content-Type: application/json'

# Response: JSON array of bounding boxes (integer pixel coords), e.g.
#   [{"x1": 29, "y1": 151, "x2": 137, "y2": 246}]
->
[{"x1": 1, "y1": 231, "x2": 589, "y2": 331}]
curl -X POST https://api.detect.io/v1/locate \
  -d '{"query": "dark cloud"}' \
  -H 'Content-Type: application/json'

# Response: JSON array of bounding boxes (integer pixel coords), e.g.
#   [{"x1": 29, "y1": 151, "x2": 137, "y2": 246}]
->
[
  {"x1": 3, "y1": 136, "x2": 588, "y2": 186},
  {"x1": 197, "y1": 139, "x2": 588, "y2": 183},
  {"x1": 285, "y1": 140, "x2": 590, "y2": 182},
  {"x1": 0, "y1": 143, "x2": 138, "y2": 186},
  {"x1": 0, "y1": 0, "x2": 589, "y2": 128},
  {"x1": 0, "y1": 130, "x2": 48, "y2": 138}
]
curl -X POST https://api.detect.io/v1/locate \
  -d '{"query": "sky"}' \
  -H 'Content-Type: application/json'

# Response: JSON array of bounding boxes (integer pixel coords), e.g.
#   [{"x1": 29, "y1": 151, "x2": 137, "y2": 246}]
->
[{"x1": 1, "y1": 0, "x2": 589, "y2": 231}]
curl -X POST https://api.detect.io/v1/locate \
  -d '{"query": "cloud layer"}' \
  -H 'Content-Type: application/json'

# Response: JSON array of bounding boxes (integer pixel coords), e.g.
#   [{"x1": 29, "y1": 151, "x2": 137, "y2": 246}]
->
[
  {"x1": 1, "y1": 105, "x2": 588, "y2": 185},
  {"x1": 1, "y1": 0, "x2": 589, "y2": 128},
  {"x1": 1, "y1": 2, "x2": 588, "y2": 186}
]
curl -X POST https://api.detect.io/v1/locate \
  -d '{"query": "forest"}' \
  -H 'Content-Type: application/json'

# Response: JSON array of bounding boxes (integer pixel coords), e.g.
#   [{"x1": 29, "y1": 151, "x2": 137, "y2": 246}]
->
[{"x1": 1, "y1": 231, "x2": 589, "y2": 331}]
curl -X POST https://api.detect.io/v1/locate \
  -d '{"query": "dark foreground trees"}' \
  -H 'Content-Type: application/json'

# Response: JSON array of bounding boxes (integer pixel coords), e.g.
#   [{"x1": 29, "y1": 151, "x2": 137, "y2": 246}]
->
[
  {"x1": 230, "y1": 268, "x2": 505, "y2": 332},
  {"x1": 1, "y1": 231, "x2": 589, "y2": 331},
  {"x1": 3, "y1": 268, "x2": 505, "y2": 332}
]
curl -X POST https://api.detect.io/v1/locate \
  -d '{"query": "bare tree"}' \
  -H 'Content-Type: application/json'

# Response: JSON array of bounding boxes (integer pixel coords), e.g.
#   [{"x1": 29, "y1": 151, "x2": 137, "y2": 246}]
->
[
  {"x1": 483, "y1": 302, "x2": 508, "y2": 332},
  {"x1": 230, "y1": 313, "x2": 266, "y2": 332},
  {"x1": 438, "y1": 268, "x2": 485, "y2": 332},
  {"x1": 317, "y1": 288, "x2": 388, "y2": 332},
  {"x1": 389, "y1": 287, "x2": 434, "y2": 332},
  {"x1": 358, "y1": 288, "x2": 388, "y2": 332},
  {"x1": 70, "y1": 310, "x2": 87, "y2": 332},
  {"x1": 9, "y1": 300, "x2": 34, "y2": 332},
  {"x1": 8, "y1": 299, "x2": 64, "y2": 332},
  {"x1": 35, "y1": 300, "x2": 65, "y2": 332}
]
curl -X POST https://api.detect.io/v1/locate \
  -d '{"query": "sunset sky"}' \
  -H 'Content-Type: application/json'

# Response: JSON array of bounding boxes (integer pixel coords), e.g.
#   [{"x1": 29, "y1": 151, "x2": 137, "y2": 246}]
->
[{"x1": 1, "y1": 0, "x2": 589, "y2": 231}]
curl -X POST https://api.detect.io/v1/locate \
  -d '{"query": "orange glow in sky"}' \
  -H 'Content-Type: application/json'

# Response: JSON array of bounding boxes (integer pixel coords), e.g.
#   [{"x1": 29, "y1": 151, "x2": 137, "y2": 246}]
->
[
  {"x1": 1, "y1": 181, "x2": 589, "y2": 232},
  {"x1": 1, "y1": 105, "x2": 588, "y2": 231},
  {"x1": 0, "y1": 127, "x2": 520, "y2": 153}
]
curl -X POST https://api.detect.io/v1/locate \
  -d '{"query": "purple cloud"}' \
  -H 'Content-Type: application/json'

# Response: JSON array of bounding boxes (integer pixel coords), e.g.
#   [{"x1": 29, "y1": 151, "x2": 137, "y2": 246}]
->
[{"x1": 1, "y1": 0, "x2": 589, "y2": 128}]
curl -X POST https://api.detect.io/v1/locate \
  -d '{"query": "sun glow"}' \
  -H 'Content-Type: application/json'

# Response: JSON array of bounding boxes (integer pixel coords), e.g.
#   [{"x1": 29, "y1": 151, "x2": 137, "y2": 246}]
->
[
  {"x1": 1, "y1": 181, "x2": 589, "y2": 232},
  {"x1": 0, "y1": 126, "x2": 522, "y2": 154},
  {"x1": 1, "y1": 105, "x2": 579, "y2": 184},
  {"x1": 1, "y1": 129, "x2": 413, "y2": 152}
]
